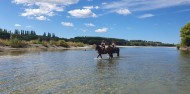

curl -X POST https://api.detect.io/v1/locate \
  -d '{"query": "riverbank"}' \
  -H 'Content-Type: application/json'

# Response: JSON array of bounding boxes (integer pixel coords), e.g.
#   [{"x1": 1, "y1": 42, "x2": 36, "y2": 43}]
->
[
  {"x1": 179, "y1": 47, "x2": 190, "y2": 51},
  {"x1": 0, "y1": 44, "x2": 93, "y2": 52}
]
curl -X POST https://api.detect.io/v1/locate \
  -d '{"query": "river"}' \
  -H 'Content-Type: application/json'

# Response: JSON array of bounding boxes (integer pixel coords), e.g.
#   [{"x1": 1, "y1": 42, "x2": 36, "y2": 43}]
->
[{"x1": 0, "y1": 47, "x2": 190, "y2": 94}]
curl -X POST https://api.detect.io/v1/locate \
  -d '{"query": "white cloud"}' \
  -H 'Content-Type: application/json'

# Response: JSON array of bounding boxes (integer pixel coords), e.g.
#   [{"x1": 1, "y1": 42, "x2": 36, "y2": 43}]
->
[
  {"x1": 103, "y1": 0, "x2": 190, "y2": 11},
  {"x1": 15, "y1": 24, "x2": 21, "y2": 27},
  {"x1": 61, "y1": 22, "x2": 74, "y2": 27},
  {"x1": 12, "y1": 0, "x2": 79, "y2": 20},
  {"x1": 36, "y1": 16, "x2": 47, "y2": 20},
  {"x1": 115, "y1": 8, "x2": 131, "y2": 15},
  {"x1": 68, "y1": 9, "x2": 97, "y2": 18},
  {"x1": 138, "y1": 14, "x2": 154, "y2": 18},
  {"x1": 83, "y1": 6, "x2": 94, "y2": 9},
  {"x1": 95, "y1": 27, "x2": 108, "y2": 33},
  {"x1": 94, "y1": 6, "x2": 100, "y2": 9},
  {"x1": 83, "y1": 6, "x2": 99, "y2": 10},
  {"x1": 26, "y1": 25, "x2": 32, "y2": 28},
  {"x1": 85, "y1": 23, "x2": 95, "y2": 27}
]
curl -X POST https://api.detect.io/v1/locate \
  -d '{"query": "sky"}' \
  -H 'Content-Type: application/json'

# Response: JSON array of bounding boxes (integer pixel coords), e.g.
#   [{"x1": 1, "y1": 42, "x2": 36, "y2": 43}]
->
[{"x1": 0, "y1": 0, "x2": 190, "y2": 44}]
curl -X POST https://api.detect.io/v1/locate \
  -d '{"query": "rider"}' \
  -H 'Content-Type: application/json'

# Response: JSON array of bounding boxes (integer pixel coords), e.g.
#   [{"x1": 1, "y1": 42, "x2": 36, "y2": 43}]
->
[
  {"x1": 101, "y1": 40, "x2": 106, "y2": 51},
  {"x1": 112, "y1": 41, "x2": 116, "y2": 48}
]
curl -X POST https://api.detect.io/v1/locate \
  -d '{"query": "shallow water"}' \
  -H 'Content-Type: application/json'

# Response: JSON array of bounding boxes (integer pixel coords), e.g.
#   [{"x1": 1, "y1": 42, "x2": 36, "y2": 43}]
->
[{"x1": 0, "y1": 47, "x2": 190, "y2": 94}]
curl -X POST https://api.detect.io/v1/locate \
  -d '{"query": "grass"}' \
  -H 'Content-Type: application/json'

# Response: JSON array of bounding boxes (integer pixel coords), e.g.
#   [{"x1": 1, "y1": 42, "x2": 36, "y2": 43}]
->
[{"x1": 0, "y1": 39, "x2": 85, "y2": 48}]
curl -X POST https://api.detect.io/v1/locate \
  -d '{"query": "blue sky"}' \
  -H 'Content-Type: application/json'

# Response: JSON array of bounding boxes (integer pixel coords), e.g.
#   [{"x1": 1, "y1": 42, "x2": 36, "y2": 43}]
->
[{"x1": 0, "y1": 0, "x2": 190, "y2": 43}]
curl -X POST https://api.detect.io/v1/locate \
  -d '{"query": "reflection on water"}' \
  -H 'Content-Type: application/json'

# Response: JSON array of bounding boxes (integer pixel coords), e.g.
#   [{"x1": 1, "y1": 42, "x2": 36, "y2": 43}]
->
[
  {"x1": 0, "y1": 51, "x2": 28, "y2": 56},
  {"x1": 1, "y1": 47, "x2": 190, "y2": 94}
]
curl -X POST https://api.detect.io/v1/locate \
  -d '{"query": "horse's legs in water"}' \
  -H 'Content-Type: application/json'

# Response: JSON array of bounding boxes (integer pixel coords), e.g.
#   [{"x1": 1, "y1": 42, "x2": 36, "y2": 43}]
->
[
  {"x1": 109, "y1": 54, "x2": 113, "y2": 59},
  {"x1": 97, "y1": 55, "x2": 99, "y2": 58},
  {"x1": 97, "y1": 54, "x2": 102, "y2": 59},
  {"x1": 100, "y1": 54, "x2": 102, "y2": 58}
]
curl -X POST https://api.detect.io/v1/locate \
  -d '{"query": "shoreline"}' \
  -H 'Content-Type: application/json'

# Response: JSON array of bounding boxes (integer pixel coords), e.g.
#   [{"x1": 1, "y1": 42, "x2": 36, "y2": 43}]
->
[
  {"x1": 0, "y1": 45, "x2": 177, "y2": 52},
  {"x1": 117, "y1": 46, "x2": 176, "y2": 48},
  {"x1": 0, "y1": 45, "x2": 93, "y2": 52},
  {"x1": 179, "y1": 47, "x2": 190, "y2": 51}
]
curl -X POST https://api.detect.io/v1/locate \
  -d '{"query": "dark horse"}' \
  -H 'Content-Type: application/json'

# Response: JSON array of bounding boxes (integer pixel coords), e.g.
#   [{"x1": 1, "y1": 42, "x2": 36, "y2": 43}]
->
[{"x1": 95, "y1": 45, "x2": 120, "y2": 59}]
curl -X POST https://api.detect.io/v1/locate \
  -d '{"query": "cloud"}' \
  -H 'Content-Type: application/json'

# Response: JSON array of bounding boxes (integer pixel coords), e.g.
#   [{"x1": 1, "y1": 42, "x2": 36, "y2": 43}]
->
[
  {"x1": 36, "y1": 16, "x2": 47, "y2": 20},
  {"x1": 61, "y1": 22, "x2": 74, "y2": 27},
  {"x1": 95, "y1": 27, "x2": 108, "y2": 33},
  {"x1": 85, "y1": 23, "x2": 95, "y2": 27},
  {"x1": 83, "y1": 6, "x2": 99, "y2": 9},
  {"x1": 115, "y1": 8, "x2": 131, "y2": 15},
  {"x1": 15, "y1": 24, "x2": 21, "y2": 27},
  {"x1": 102, "y1": 0, "x2": 190, "y2": 11},
  {"x1": 138, "y1": 14, "x2": 154, "y2": 18},
  {"x1": 26, "y1": 25, "x2": 32, "y2": 28},
  {"x1": 68, "y1": 9, "x2": 97, "y2": 18},
  {"x1": 12, "y1": 0, "x2": 79, "y2": 20},
  {"x1": 83, "y1": 6, "x2": 94, "y2": 9}
]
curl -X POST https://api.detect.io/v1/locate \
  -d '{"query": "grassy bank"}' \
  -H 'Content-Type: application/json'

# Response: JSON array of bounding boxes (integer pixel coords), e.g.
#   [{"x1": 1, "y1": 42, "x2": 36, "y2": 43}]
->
[{"x1": 0, "y1": 39, "x2": 85, "y2": 48}]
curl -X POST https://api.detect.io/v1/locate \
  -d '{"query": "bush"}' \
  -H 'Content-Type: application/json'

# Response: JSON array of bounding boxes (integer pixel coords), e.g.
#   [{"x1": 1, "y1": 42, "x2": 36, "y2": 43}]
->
[
  {"x1": 50, "y1": 40, "x2": 57, "y2": 46},
  {"x1": 28, "y1": 40, "x2": 41, "y2": 44},
  {"x1": 67, "y1": 42, "x2": 85, "y2": 47},
  {"x1": 56, "y1": 40, "x2": 69, "y2": 48},
  {"x1": 42, "y1": 41, "x2": 48, "y2": 47},
  {"x1": 0, "y1": 39, "x2": 9, "y2": 46},
  {"x1": 9, "y1": 38, "x2": 27, "y2": 48}
]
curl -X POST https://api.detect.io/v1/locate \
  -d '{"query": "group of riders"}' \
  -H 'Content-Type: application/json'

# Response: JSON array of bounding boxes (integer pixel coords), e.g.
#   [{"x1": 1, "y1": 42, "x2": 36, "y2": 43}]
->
[
  {"x1": 96, "y1": 40, "x2": 119, "y2": 58},
  {"x1": 99, "y1": 40, "x2": 116, "y2": 51}
]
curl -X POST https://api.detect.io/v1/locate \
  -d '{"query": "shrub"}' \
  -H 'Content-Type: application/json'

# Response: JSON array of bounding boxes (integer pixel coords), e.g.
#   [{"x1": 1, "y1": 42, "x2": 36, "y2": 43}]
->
[
  {"x1": 0, "y1": 39, "x2": 9, "y2": 46},
  {"x1": 50, "y1": 40, "x2": 57, "y2": 46},
  {"x1": 9, "y1": 38, "x2": 27, "y2": 48},
  {"x1": 28, "y1": 40, "x2": 41, "y2": 44},
  {"x1": 67, "y1": 42, "x2": 85, "y2": 47},
  {"x1": 42, "y1": 41, "x2": 48, "y2": 47},
  {"x1": 56, "y1": 40, "x2": 69, "y2": 48}
]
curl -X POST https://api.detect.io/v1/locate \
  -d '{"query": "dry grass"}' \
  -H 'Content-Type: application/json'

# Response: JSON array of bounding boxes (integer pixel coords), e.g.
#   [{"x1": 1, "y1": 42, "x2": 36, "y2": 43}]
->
[{"x1": 0, "y1": 39, "x2": 85, "y2": 48}]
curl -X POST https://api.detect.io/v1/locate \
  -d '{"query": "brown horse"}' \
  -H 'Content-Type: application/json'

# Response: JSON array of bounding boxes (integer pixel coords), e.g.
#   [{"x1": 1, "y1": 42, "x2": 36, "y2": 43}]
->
[{"x1": 95, "y1": 45, "x2": 120, "y2": 59}]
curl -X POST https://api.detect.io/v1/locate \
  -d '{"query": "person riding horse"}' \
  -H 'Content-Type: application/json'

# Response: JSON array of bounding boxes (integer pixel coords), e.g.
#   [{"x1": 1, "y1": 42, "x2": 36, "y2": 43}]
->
[
  {"x1": 101, "y1": 40, "x2": 106, "y2": 51},
  {"x1": 112, "y1": 41, "x2": 116, "y2": 48},
  {"x1": 95, "y1": 40, "x2": 120, "y2": 59}
]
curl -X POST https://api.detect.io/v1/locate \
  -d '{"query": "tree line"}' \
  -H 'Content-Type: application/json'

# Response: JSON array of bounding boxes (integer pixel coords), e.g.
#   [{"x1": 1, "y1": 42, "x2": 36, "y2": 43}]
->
[
  {"x1": 70, "y1": 37, "x2": 175, "y2": 46},
  {"x1": 0, "y1": 28, "x2": 66, "y2": 41},
  {"x1": 0, "y1": 28, "x2": 175, "y2": 46}
]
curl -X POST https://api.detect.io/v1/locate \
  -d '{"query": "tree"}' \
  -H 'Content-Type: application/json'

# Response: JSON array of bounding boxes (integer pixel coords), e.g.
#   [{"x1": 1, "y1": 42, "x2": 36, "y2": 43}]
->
[
  {"x1": 180, "y1": 22, "x2": 190, "y2": 46},
  {"x1": 43, "y1": 32, "x2": 46, "y2": 37}
]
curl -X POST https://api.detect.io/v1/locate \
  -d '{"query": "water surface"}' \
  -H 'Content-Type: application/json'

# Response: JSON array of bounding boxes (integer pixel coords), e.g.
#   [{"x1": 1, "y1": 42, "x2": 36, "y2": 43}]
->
[{"x1": 0, "y1": 47, "x2": 190, "y2": 94}]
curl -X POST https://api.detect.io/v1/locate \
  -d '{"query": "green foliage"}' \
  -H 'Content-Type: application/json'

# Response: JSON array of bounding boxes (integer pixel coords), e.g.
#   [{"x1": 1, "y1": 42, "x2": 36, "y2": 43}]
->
[
  {"x1": 29, "y1": 40, "x2": 41, "y2": 44},
  {"x1": 0, "y1": 39, "x2": 9, "y2": 46},
  {"x1": 180, "y1": 22, "x2": 190, "y2": 46},
  {"x1": 0, "y1": 29, "x2": 11, "y2": 39},
  {"x1": 9, "y1": 38, "x2": 28, "y2": 48},
  {"x1": 67, "y1": 42, "x2": 85, "y2": 47},
  {"x1": 56, "y1": 40, "x2": 69, "y2": 48},
  {"x1": 41, "y1": 41, "x2": 48, "y2": 47},
  {"x1": 70, "y1": 37, "x2": 126, "y2": 45}
]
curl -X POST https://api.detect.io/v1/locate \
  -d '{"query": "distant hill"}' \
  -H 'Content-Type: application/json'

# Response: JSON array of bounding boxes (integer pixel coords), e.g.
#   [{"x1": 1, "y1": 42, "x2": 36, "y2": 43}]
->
[
  {"x1": 69, "y1": 36, "x2": 175, "y2": 47},
  {"x1": 0, "y1": 28, "x2": 175, "y2": 47}
]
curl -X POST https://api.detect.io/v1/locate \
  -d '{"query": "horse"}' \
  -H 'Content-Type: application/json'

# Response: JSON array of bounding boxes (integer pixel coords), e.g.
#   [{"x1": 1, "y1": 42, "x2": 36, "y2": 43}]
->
[{"x1": 95, "y1": 45, "x2": 120, "y2": 59}]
